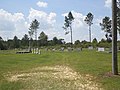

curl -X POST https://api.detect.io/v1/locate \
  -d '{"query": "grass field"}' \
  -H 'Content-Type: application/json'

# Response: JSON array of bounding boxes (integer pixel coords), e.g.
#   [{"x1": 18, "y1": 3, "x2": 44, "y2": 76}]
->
[{"x1": 0, "y1": 49, "x2": 120, "y2": 90}]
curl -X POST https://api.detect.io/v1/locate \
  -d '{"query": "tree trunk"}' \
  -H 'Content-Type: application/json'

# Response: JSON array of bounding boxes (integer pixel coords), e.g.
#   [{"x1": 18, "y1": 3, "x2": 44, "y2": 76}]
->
[
  {"x1": 35, "y1": 29, "x2": 38, "y2": 47},
  {"x1": 89, "y1": 25, "x2": 91, "y2": 43},
  {"x1": 29, "y1": 37, "x2": 31, "y2": 52},
  {"x1": 70, "y1": 25, "x2": 73, "y2": 46},
  {"x1": 112, "y1": 0, "x2": 118, "y2": 75}
]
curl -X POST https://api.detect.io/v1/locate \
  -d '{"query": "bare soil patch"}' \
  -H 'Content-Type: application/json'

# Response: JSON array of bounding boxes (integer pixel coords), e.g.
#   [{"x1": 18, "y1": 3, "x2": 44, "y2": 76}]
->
[{"x1": 5, "y1": 65, "x2": 103, "y2": 90}]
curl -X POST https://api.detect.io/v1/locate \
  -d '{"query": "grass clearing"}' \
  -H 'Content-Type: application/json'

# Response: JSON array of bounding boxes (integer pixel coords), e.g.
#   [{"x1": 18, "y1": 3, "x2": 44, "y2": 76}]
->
[{"x1": 0, "y1": 49, "x2": 120, "y2": 90}]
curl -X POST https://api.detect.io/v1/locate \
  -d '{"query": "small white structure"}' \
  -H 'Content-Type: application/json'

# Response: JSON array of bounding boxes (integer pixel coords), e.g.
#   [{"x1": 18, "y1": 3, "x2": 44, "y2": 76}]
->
[
  {"x1": 88, "y1": 46, "x2": 93, "y2": 50},
  {"x1": 31, "y1": 48, "x2": 41, "y2": 54},
  {"x1": 38, "y1": 49, "x2": 41, "y2": 54},
  {"x1": 52, "y1": 48, "x2": 56, "y2": 52},
  {"x1": 32, "y1": 48, "x2": 34, "y2": 53},
  {"x1": 98, "y1": 47, "x2": 105, "y2": 52},
  {"x1": 76, "y1": 48, "x2": 82, "y2": 51},
  {"x1": 67, "y1": 47, "x2": 73, "y2": 51},
  {"x1": 60, "y1": 47, "x2": 64, "y2": 51}
]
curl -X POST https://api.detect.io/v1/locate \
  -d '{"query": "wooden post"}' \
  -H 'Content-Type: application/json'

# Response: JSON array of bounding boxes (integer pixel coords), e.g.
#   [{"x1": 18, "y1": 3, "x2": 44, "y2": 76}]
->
[{"x1": 112, "y1": 0, "x2": 118, "y2": 75}]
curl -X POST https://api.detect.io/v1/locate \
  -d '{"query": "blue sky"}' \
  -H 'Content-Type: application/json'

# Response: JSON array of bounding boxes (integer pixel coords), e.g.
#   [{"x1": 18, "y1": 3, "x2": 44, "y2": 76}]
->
[{"x1": 0, "y1": 0, "x2": 113, "y2": 42}]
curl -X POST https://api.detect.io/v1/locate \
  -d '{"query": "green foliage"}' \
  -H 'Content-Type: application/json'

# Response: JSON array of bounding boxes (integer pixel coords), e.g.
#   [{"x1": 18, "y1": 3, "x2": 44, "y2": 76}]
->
[
  {"x1": 92, "y1": 38, "x2": 98, "y2": 48},
  {"x1": 21, "y1": 34, "x2": 29, "y2": 47},
  {"x1": 29, "y1": 19, "x2": 39, "y2": 31},
  {"x1": 63, "y1": 11, "x2": 74, "y2": 30},
  {"x1": 92, "y1": 38, "x2": 98, "y2": 43},
  {"x1": 0, "y1": 37, "x2": 5, "y2": 50},
  {"x1": 38, "y1": 31, "x2": 48, "y2": 46},
  {"x1": 98, "y1": 38, "x2": 112, "y2": 48},
  {"x1": 84, "y1": 12, "x2": 93, "y2": 26},
  {"x1": 100, "y1": 17, "x2": 112, "y2": 33},
  {"x1": 13, "y1": 36, "x2": 20, "y2": 48},
  {"x1": 100, "y1": 16, "x2": 112, "y2": 42},
  {"x1": 53, "y1": 37, "x2": 58, "y2": 45},
  {"x1": 74, "y1": 40, "x2": 81, "y2": 47}
]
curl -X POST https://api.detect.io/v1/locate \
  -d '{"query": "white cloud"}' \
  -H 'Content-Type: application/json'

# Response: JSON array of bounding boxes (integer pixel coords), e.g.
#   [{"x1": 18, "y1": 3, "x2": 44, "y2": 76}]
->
[
  {"x1": 0, "y1": 8, "x2": 57, "y2": 40},
  {"x1": 37, "y1": 1, "x2": 48, "y2": 8},
  {"x1": 105, "y1": 0, "x2": 111, "y2": 8},
  {"x1": 0, "y1": 9, "x2": 28, "y2": 39},
  {"x1": 0, "y1": 8, "x2": 105, "y2": 42},
  {"x1": 28, "y1": 8, "x2": 56, "y2": 30},
  {"x1": 94, "y1": 18, "x2": 102, "y2": 27}
]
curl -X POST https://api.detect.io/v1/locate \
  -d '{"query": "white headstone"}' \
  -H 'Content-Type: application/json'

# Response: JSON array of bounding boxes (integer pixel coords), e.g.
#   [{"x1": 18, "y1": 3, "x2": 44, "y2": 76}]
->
[
  {"x1": 98, "y1": 47, "x2": 105, "y2": 52},
  {"x1": 76, "y1": 48, "x2": 82, "y2": 51},
  {"x1": 88, "y1": 46, "x2": 93, "y2": 50}
]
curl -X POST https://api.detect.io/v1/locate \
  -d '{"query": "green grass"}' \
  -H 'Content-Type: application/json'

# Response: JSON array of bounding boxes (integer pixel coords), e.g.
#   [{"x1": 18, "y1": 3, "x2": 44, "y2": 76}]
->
[{"x1": 0, "y1": 49, "x2": 120, "y2": 90}]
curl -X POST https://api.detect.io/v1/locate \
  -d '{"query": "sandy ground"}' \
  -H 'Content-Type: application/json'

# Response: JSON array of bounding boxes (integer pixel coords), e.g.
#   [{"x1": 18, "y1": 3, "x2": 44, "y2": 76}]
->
[{"x1": 5, "y1": 65, "x2": 103, "y2": 90}]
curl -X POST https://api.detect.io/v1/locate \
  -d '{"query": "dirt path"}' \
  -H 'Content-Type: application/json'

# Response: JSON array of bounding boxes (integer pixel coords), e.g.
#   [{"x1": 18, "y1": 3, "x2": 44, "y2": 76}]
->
[{"x1": 6, "y1": 65, "x2": 103, "y2": 90}]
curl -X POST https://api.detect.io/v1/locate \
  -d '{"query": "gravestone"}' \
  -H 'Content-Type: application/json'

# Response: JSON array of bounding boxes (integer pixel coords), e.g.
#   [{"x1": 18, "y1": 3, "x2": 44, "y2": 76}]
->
[
  {"x1": 32, "y1": 48, "x2": 34, "y2": 53},
  {"x1": 67, "y1": 47, "x2": 73, "y2": 51},
  {"x1": 76, "y1": 48, "x2": 82, "y2": 51},
  {"x1": 60, "y1": 47, "x2": 64, "y2": 51},
  {"x1": 88, "y1": 46, "x2": 93, "y2": 50},
  {"x1": 98, "y1": 47, "x2": 105, "y2": 52},
  {"x1": 52, "y1": 48, "x2": 56, "y2": 52}
]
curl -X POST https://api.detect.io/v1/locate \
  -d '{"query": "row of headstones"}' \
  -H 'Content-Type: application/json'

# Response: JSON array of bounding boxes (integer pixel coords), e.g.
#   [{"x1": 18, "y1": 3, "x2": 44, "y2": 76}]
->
[
  {"x1": 31, "y1": 48, "x2": 41, "y2": 54},
  {"x1": 45, "y1": 47, "x2": 82, "y2": 52},
  {"x1": 97, "y1": 47, "x2": 120, "y2": 52},
  {"x1": 88, "y1": 46, "x2": 111, "y2": 52}
]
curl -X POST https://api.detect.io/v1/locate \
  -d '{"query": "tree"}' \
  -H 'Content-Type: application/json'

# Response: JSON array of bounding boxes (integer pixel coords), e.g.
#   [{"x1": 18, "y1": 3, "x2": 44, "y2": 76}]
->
[
  {"x1": 100, "y1": 16, "x2": 112, "y2": 42},
  {"x1": 0, "y1": 36, "x2": 3, "y2": 41},
  {"x1": 92, "y1": 38, "x2": 98, "y2": 43},
  {"x1": 57, "y1": 39, "x2": 64, "y2": 45},
  {"x1": 53, "y1": 37, "x2": 58, "y2": 45},
  {"x1": 29, "y1": 19, "x2": 39, "y2": 46},
  {"x1": 74, "y1": 40, "x2": 81, "y2": 45},
  {"x1": 21, "y1": 34, "x2": 29, "y2": 47},
  {"x1": 28, "y1": 19, "x2": 39, "y2": 50},
  {"x1": 38, "y1": 31, "x2": 48, "y2": 46},
  {"x1": 13, "y1": 36, "x2": 19, "y2": 48},
  {"x1": 84, "y1": 12, "x2": 94, "y2": 43},
  {"x1": 63, "y1": 11, "x2": 74, "y2": 45},
  {"x1": 92, "y1": 38, "x2": 98, "y2": 47},
  {"x1": 74, "y1": 40, "x2": 81, "y2": 47},
  {"x1": 0, "y1": 36, "x2": 4, "y2": 50}
]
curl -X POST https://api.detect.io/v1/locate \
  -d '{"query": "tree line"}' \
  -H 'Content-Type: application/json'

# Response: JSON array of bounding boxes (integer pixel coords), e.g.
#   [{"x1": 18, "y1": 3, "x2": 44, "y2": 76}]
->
[{"x1": 0, "y1": 32, "x2": 120, "y2": 50}]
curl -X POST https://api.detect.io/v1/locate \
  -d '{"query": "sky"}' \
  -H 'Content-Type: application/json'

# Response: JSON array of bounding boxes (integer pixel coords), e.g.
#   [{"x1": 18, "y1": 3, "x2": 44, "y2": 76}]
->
[{"x1": 0, "y1": 0, "x2": 114, "y2": 42}]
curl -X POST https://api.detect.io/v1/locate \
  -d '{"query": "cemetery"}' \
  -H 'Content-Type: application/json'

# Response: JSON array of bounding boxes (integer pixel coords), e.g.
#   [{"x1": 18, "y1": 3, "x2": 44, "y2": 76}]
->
[{"x1": 0, "y1": 0, "x2": 120, "y2": 90}]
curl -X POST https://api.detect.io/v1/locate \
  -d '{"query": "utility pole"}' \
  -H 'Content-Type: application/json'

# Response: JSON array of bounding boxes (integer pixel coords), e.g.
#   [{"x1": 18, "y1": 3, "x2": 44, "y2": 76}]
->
[{"x1": 112, "y1": 0, "x2": 118, "y2": 75}]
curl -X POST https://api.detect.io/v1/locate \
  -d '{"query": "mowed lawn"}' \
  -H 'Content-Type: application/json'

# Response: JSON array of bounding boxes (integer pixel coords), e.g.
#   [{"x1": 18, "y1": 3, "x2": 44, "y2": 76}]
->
[{"x1": 0, "y1": 49, "x2": 120, "y2": 90}]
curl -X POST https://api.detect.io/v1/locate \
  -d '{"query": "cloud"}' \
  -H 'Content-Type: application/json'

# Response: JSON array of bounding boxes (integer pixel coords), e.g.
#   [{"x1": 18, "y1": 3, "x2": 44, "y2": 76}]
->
[
  {"x1": 105, "y1": 0, "x2": 111, "y2": 8},
  {"x1": 0, "y1": 9, "x2": 105, "y2": 42},
  {"x1": 37, "y1": 1, "x2": 48, "y2": 8},
  {"x1": 0, "y1": 9, "x2": 28, "y2": 39},
  {"x1": 28, "y1": 8, "x2": 56, "y2": 30},
  {"x1": 0, "y1": 8, "x2": 57, "y2": 40}
]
